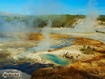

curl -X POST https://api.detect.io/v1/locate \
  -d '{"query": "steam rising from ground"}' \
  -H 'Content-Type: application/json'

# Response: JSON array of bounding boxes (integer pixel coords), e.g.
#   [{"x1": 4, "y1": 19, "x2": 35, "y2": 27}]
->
[
  {"x1": 0, "y1": 16, "x2": 28, "y2": 32},
  {"x1": 72, "y1": 11, "x2": 99, "y2": 32},
  {"x1": 0, "y1": 15, "x2": 38, "y2": 41},
  {"x1": 65, "y1": 0, "x2": 99, "y2": 33},
  {"x1": 18, "y1": 19, "x2": 52, "y2": 58},
  {"x1": 37, "y1": 19, "x2": 52, "y2": 51}
]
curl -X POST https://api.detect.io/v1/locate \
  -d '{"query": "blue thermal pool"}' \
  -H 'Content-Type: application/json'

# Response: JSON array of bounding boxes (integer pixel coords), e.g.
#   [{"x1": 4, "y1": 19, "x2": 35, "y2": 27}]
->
[{"x1": 40, "y1": 54, "x2": 71, "y2": 65}]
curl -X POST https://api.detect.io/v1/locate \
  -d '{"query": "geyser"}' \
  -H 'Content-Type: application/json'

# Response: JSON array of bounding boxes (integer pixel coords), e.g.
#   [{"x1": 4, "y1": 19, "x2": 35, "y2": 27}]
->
[
  {"x1": 37, "y1": 19, "x2": 52, "y2": 51},
  {"x1": 18, "y1": 19, "x2": 52, "y2": 59}
]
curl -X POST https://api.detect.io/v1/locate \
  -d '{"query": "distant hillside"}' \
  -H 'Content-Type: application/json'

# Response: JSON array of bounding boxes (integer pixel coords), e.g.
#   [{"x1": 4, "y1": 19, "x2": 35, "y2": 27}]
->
[
  {"x1": 0, "y1": 12, "x2": 11, "y2": 15},
  {"x1": 1, "y1": 12, "x2": 105, "y2": 28},
  {"x1": 0, "y1": 12, "x2": 28, "y2": 17}
]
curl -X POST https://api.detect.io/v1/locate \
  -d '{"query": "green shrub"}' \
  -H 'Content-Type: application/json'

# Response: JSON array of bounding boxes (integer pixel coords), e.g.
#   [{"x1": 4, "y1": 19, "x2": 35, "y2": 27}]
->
[{"x1": 80, "y1": 45, "x2": 95, "y2": 54}]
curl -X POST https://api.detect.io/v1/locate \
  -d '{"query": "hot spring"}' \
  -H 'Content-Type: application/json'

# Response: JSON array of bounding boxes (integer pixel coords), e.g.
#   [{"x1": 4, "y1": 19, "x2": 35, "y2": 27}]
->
[{"x1": 40, "y1": 54, "x2": 71, "y2": 65}]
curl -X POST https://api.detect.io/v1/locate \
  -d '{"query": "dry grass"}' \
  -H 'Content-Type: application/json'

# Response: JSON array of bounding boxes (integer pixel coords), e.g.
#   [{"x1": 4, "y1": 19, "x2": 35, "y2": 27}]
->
[
  {"x1": 75, "y1": 38, "x2": 103, "y2": 45},
  {"x1": 30, "y1": 66, "x2": 103, "y2": 79},
  {"x1": 82, "y1": 55, "x2": 105, "y2": 63}
]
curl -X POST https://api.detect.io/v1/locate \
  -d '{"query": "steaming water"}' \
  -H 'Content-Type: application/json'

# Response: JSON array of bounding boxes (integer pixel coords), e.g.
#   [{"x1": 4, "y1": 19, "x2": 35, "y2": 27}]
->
[
  {"x1": 17, "y1": 19, "x2": 52, "y2": 58},
  {"x1": 18, "y1": 38, "x2": 76, "y2": 59},
  {"x1": 15, "y1": 21, "x2": 76, "y2": 59}
]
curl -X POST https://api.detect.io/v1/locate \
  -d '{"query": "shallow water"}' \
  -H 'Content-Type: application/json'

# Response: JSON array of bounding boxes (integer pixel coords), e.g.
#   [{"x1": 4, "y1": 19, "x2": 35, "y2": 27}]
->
[
  {"x1": 40, "y1": 54, "x2": 71, "y2": 65},
  {"x1": 20, "y1": 38, "x2": 76, "y2": 59},
  {"x1": 50, "y1": 38, "x2": 76, "y2": 49},
  {"x1": 0, "y1": 62, "x2": 54, "y2": 75},
  {"x1": 25, "y1": 38, "x2": 76, "y2": 52}
]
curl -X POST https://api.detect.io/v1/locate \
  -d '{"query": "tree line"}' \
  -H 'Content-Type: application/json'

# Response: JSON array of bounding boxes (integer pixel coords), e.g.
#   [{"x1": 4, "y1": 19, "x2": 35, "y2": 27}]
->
[{"x1": 3, "y1": 14, "x2": 105, "y2": 28}]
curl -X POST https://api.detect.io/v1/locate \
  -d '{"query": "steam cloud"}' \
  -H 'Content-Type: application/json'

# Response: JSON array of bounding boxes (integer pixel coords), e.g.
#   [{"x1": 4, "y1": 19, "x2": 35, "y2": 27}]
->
[
  {"x1": 0, "y1": 16, "x2": 29, "y2": 32},
  {"x1": 72, "y1": 11, "x2": 99, "y2": 32},
  {"x1": 69, "y1": 0, "x2": 99, "y2": 32},
  {"x1": 37, "y1": 19, "x2": 52, "y2": 51},
  {"x1": 0, "y1": 15, "x2": 39, "y2": 41}
]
